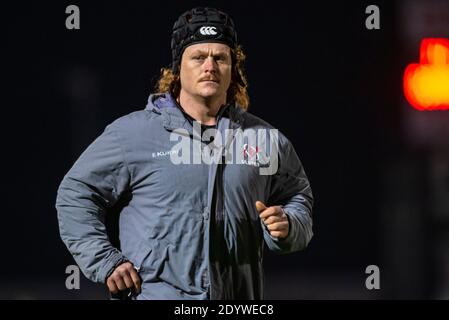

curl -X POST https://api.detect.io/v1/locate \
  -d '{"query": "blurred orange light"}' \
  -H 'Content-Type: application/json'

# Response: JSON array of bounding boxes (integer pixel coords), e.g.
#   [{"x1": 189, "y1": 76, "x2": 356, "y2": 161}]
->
[{"x1": 403, "y1": 38, "x2": 449, "y2": 111}]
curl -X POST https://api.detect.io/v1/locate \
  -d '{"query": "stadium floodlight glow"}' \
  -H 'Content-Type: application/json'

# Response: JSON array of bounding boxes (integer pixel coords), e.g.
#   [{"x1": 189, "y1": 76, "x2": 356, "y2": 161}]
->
[{"x1": 403, "y1": 38, "x2": 449, "y2": 111}]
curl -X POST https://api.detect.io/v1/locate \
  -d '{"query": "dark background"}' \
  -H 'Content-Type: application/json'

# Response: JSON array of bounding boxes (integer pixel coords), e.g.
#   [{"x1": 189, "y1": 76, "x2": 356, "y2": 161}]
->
[{"x1": 2, "y1": 0, "x2": 449, "y2": 299}]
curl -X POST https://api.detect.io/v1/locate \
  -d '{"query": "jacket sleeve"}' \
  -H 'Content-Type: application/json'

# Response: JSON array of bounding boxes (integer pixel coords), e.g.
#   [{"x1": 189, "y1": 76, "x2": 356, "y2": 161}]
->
[
  {"x1": 56, "y1": 124, "x2": 130, "y2": 283},
  {"x1": 263, "y1": 137, "x2": 314, "y2": 254}
]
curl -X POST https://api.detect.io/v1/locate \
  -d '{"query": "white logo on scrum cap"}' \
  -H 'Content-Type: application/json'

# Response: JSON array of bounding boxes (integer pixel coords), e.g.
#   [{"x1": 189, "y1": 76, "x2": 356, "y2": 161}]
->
[{"x1": 200, "y1": 26, "x2": 217, "y2": 36}]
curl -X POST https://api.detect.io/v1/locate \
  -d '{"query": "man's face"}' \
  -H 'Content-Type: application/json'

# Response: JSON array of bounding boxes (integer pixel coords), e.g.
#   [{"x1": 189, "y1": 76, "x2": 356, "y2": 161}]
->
[{"x1": 179, "y1": 43, "x2": 232, "y2": 102}]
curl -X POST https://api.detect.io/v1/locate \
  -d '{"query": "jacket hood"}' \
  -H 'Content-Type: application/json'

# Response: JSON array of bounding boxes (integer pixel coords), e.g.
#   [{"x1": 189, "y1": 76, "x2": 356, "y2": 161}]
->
[
  {"x1": 145, "y1": 92, "x2": 191, "y2": 131},
  {"x1": 145, "y1": 92, "x2": 178, "y2": 111}
]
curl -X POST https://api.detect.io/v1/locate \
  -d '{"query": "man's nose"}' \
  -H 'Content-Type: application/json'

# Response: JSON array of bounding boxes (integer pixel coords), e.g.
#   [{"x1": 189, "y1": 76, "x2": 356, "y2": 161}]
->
[{"x1": 203, "y1": 56, "x2": 217, "y2": 73}]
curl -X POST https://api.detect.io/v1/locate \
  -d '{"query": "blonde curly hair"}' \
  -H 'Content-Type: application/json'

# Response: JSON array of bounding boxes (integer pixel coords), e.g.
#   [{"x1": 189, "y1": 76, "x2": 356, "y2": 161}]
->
[{"x1": 155, "y1": 45, "x2": 249, "y2": 110}]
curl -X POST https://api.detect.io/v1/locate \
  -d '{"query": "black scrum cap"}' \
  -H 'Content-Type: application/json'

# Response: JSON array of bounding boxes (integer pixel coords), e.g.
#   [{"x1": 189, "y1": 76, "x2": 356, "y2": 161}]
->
[{"x1": 171, "y1": 7, "x2": 238, "y2": 72}]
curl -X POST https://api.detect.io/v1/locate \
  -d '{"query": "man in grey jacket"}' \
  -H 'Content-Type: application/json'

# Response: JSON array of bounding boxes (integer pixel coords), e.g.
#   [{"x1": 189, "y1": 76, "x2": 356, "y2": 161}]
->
[{"x1": 56, "y1": 7, "x2": 313, "y2": 300}]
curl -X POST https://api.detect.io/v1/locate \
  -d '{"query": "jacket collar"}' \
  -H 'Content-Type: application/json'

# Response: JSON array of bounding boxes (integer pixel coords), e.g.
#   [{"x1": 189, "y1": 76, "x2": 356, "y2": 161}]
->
[{"x1": 146, "y1": 92, "x2": 245, "y2": 132}]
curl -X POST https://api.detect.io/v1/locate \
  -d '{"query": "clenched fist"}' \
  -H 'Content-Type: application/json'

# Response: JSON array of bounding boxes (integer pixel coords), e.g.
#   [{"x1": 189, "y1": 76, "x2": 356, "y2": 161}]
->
[
  {"x1": 106, "y1": 261, "x2": 141, "y2": 295},
  {"x1": 256, "y1": 201, "x2": 289, "y2": 239}
]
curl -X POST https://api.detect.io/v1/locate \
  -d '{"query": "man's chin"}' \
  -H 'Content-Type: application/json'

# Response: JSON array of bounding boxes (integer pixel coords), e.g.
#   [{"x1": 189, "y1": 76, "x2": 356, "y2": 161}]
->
[{"x1": 197, "y1": 89, "x2": 221, "y2": 99}]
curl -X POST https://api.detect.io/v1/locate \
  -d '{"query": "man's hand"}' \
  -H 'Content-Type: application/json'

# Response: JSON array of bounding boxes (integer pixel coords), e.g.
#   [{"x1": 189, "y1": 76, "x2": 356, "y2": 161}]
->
[
  {"x1": 106, "y1": 262, "x2": 141, "y2": 295},
  {"x1": 256, "y1": 201, "x2": 289, "y2": 239}
]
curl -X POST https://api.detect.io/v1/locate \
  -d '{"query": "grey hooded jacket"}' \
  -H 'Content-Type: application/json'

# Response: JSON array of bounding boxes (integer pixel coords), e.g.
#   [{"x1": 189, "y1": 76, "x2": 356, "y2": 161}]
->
[{"x1": 56, "y1": 93, "x2": 313, "y2": 300}]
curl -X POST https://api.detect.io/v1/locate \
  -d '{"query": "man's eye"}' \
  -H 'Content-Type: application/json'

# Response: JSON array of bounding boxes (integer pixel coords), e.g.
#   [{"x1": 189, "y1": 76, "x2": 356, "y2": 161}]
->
[
  {"x1": 193, "y1": 56, "x2": 205, "y2": 60},
  {"x1": 216, "y1": 56, "x2": 230, "y2": 63}
]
